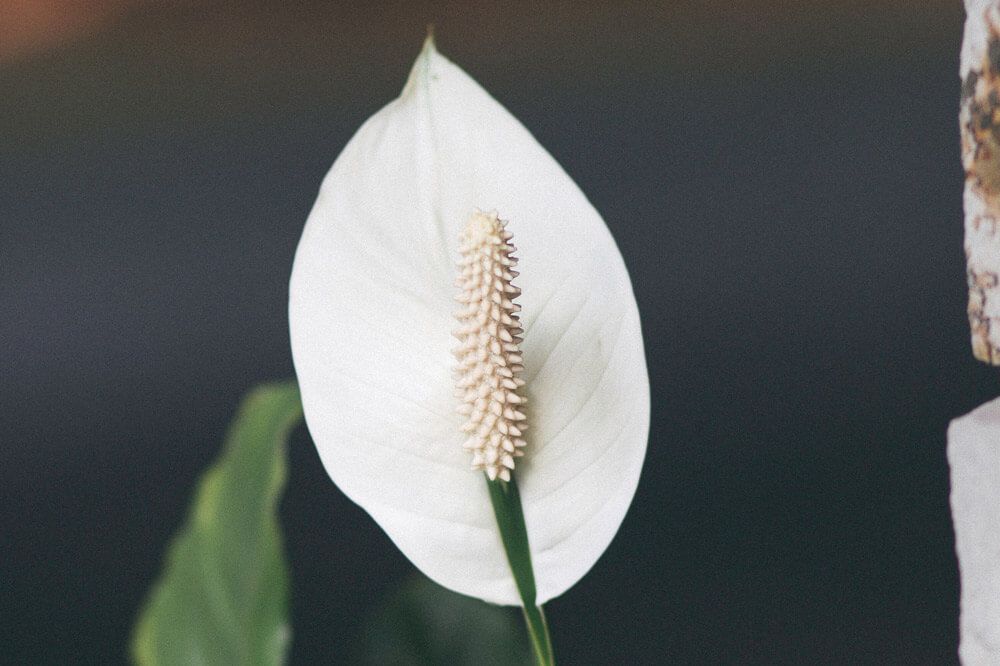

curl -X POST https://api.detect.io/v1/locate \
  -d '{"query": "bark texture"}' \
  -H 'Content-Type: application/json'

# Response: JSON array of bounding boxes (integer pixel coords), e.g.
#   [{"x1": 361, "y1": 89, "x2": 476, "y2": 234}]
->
[{"x1": 961, "y1": 0, "x2": 1000, "y2": 364}]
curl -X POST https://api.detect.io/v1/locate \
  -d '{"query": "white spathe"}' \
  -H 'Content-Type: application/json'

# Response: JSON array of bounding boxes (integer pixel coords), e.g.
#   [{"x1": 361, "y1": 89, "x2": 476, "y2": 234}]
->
[
  {"x1": 948, "y1": 397, "x2": 1000, "y2": 665},
  {"x1": 289, "y1": 38, "x2": 649, "y2": 605}
]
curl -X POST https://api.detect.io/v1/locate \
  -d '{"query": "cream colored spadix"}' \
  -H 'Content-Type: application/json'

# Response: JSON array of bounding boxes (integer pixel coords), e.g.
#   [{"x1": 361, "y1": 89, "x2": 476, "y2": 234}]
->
[
  {"x1": 453, "y1": 211, "x2": 528, "y2": 482},
  {"x1": 289, "y1": 37, "x2": 649, "y2": 605}
]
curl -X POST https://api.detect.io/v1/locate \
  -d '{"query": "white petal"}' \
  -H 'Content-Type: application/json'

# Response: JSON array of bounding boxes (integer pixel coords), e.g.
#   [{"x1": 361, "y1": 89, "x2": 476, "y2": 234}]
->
[
  {"x1": 289, "y1": 38, "x2": 649, "y2": 605},
  {"x1": 948, "y1": 397, "x2": 1000, "y2": 665}
]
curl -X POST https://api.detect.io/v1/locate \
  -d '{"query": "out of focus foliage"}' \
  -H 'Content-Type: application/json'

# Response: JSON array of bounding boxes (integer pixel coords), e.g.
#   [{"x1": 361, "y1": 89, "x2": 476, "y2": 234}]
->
[
  {"x1": 131, "y1": 382, "x2": 301, "y2": 665},
  {"x1": 360, "y1": 575, "x2": 530, "y2": 665}
]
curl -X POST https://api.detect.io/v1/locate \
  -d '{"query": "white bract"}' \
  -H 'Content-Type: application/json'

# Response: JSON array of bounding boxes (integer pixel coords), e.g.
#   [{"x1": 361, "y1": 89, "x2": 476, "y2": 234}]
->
[{"x1": 289, "y1": 38, "x2": 649, "y2": 605}]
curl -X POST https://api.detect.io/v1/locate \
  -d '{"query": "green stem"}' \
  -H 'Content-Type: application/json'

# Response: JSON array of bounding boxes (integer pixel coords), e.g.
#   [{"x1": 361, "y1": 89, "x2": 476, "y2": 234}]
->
[{"x1": 486, "y1": 476, "x2": 555, "y2": 666}]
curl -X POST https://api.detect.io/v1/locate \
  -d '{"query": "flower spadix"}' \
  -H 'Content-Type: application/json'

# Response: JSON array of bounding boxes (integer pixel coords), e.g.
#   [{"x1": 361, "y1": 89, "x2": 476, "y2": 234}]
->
[
  {"x1": 289, "y1": 37, "x2": 649, "y2": 605},
  {"x1": 454, "y1": 211, "x2": 528, "y2": 482}
]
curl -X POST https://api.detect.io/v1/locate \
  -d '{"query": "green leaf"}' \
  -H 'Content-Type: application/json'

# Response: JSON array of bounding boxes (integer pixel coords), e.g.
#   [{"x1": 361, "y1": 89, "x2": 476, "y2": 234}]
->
[
  {"x1": 131, "y1": 381, "x2": 303, "y2": 666},
  {"x1": 360, "y1": 575, "x2": 531, "y2": 666}
]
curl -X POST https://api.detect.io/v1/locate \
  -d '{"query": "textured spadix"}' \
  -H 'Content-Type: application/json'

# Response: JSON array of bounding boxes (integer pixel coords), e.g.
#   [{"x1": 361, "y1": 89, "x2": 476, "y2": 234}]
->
[
  {"x1": 454, "y1": 211, "x2": 528, "y2": 482},
  {"x1": 289, "y1": 38, "x2": 649, "y2": 605}
]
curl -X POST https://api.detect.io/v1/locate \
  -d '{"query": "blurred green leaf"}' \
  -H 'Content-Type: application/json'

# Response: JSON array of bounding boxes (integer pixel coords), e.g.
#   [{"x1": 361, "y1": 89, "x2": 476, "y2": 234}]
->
[
  {"x1": 360, "y1": 575, "x2": 531, "y2": 665},
  {"x1": 131, "y1": 381, "x2": 302, "y2": 666}
]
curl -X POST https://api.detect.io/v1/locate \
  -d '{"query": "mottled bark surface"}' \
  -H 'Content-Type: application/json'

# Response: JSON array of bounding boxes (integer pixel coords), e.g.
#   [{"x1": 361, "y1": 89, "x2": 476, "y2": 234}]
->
[{"x1": 961, "y1": 0, "x2": 1000, "y2": 363}]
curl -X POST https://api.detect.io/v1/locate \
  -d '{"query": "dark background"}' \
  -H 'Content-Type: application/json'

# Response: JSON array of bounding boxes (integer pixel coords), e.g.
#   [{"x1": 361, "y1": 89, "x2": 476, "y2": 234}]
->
[{"x1": 2, "y1": 1, "x2": 995, "y2": 663}]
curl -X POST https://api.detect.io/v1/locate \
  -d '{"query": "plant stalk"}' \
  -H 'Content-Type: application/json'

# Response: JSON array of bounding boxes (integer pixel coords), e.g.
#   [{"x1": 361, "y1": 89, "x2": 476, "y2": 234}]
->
[{"x1": 486, "y1": 476, "x2": 555, "y2": 666}]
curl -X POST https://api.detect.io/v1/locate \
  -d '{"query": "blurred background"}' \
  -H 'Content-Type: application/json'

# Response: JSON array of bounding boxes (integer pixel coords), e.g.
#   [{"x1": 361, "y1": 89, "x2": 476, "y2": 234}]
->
[{"x1": 1, "y1": 0, "x2": 992, "y2": 663}]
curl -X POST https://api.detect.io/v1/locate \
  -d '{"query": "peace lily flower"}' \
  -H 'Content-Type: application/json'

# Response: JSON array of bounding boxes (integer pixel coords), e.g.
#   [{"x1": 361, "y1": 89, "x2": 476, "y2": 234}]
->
[{"x1": 288, "y1": 35, "x2": 649, "y2": 657}]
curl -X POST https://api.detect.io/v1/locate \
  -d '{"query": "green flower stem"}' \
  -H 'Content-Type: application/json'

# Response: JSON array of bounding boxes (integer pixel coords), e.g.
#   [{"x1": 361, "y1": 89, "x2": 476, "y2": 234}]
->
[{"x1": 486, "y1": 476, "x2": 555, "y2": 666}]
